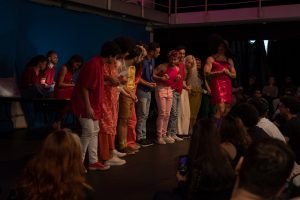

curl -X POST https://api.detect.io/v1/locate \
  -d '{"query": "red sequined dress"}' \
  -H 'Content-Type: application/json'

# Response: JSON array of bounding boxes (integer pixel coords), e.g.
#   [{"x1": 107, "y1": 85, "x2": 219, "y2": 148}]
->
[{"x1": 210, "y1": 60, "x2": 233, "y2": 105}]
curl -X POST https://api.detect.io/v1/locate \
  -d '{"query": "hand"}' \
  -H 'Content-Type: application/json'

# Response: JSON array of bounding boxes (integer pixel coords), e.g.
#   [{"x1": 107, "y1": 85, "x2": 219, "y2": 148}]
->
[
  {"x1": 161, "y1": 74, "x2": 169, "y2": 81},
  {"x1": 110, "y1": 77, "x2": 120, "y2": 86},
  {"x1": 185, "y1": 85, "x2": 192, "y2": 91},
  {"x1": 150, "y1": 82, "x2": 157, "y2": 88},
  {"x1": 176, "y1": 171, "x2": 187, "y2": 182},
  {"x1": 118, "y1": 75, "x2": 127, "y2": 84},
  {"x1": 86, "y1": 106, "x2": 95, "y2": 119},
  {"x1": 224, "y1": 68, "x2": 230, "y2": 75},
  {"x1": 175, "y1": 74, "x2": 181, "y2": 81},
  {"x1": 129, "y1": 92, "x2": 138, "y2": 102},
  {"x1": 207, "y1": 88, "x2": 212, "y2": 95}
]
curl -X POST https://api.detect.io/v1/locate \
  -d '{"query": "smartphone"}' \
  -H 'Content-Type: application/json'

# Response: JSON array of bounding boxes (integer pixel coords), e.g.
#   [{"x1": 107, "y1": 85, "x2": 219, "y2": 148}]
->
[{"x1": 178, "y1": 155, "x2": 188, "y2": 176}]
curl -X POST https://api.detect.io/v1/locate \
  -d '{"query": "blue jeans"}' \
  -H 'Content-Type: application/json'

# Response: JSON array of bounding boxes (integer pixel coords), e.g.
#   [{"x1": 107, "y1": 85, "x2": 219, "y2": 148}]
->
[
  {"x1": 136, "y1": 88, "x2": 152, "y2": 140},
  {"x1": 167, "y1": 91, "x2": 181, "y2": 136}
]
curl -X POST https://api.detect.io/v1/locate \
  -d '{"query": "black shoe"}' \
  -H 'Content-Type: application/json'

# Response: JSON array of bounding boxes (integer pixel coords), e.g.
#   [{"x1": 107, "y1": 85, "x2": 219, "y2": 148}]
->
[{"x1": 138, "y1": 139, "x2": 154, "y2": 147}]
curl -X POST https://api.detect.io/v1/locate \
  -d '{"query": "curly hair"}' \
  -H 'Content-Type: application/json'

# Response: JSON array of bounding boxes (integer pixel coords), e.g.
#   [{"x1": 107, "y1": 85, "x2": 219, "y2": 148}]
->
[{"x1": 20, "y1": 130, "x2": 91, "y2": 200}]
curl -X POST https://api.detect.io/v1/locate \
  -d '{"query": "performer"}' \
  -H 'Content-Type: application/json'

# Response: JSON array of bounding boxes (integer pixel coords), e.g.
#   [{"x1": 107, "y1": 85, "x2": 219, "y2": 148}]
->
[
  {"x1": 204, "y1": 39, "x2": 236, "y2": 119},
  {"x1": 153, "y1": 50, "x2": 181, "y2": 144},
  {"x1": 71, "y1": 41, "x2": 120, "y2": 171}
]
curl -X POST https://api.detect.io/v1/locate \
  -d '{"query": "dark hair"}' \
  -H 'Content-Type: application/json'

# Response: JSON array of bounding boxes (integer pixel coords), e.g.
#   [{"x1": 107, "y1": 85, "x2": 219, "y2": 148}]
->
[
  {"x1": 248, "y1": 97, "x2": 269, "y2": 117},
  {"x1": 176, "y1": 45, "x2": 186, "y2": 51},
  {"x1": 280, "y1": 96, "x2": 300, "y2": 115},
  {"x1": 239, "y1": 138, "x2": 295, "y2": 199},
  {"x1": 220, "y1": 115, "x2": 251, "y2": 147},
  {"x1": 208, "y1": 34, "x2": 233, "y2": 59},
  {"x1": 125, "y1": 45, "x2": 143, "y2": 60},
  {"x1": 46, "y1": 50, "x2": 57, "y2": 58},
  {"x1": 230, "y1": 103, "x2": 259, "y2": 127},
  {"x1": 25, "y1": 55, "x2": 47, "y2": 68},
  {"x1": 66, "y1": 54, "x2": 84, "y2": 72},
  {"x1": 148, "y1": 42, "x2": 160, "y2": 52},
  {"x1": 100, "y1": 41, "x2": 121, "y2": 58},
  {"x1": 113, "y1": 36, "x2": 136, "y2": 54},
  {"x1": 187, "y1": 119, "x2": 234, "y2": 197}
]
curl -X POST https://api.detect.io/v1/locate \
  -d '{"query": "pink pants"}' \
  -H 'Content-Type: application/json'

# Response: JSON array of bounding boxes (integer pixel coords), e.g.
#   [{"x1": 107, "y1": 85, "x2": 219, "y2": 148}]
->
[{"x1": 155, "y1": 86, "x2": 173, "y2": 137}]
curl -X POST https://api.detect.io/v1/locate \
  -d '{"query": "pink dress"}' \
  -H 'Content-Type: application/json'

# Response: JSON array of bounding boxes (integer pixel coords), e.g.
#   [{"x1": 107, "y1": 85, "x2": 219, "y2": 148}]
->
[{"x1": 210, "y1": 60, "x2": 232, "y2": 105}]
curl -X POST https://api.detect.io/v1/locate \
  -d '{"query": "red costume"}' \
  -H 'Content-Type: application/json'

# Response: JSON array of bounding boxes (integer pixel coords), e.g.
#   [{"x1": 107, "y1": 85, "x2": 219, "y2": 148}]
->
[
  {"x1": 54, "y1": 66, "x2": 74, "y2": 99},
  {"x1": 71, "y1": 56, "x2": 104, "y2": 120},
  {"x1": 21, "y1": 66, "x2": 40, "y2": 88},
  {"x1": 210, "y1": 60, "x2": 232, "y2": 105}
]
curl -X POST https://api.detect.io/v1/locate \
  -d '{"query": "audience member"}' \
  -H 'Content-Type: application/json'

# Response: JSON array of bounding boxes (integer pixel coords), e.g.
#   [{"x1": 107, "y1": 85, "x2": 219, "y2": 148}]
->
[
  {"x1": 7, "y1": 130, "x2": 93, "y2": 200},
  {"x1": 154, "y1": 119, "x2": 235, "y2": 200},
  {"x1": 220, "y1": 115, "x2": 251, "y2": 167},
  {"x1": 231, "y1": 138, "x2": 295, "y2": 200},
  {"x1": 248, "y1": 97, "x2": 286, "y2": 142},
  {"x1": 230, "y1": 103, "x2": 269, "y2": 142},
  {"x1": 279, "y1": 96, "x2": 300, "y2": 164}
]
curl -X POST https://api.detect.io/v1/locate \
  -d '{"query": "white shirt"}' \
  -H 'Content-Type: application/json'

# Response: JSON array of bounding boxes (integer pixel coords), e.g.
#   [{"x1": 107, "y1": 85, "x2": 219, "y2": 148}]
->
[{"x1": 257, "y1": 117, "x2": 286, "y2": 142}]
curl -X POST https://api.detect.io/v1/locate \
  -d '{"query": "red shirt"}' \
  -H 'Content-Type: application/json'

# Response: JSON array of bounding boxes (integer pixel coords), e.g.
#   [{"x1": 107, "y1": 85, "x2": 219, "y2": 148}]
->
[
  {"x1": 171, "y1": 62, "x2": 185, "y2": 93},
  {"x1": 71, "y1": 56, "x2": 104, "y2": 120},
  {"x1": 44, "y1": 67, "x2": 55, "y2": 85},
  {"x1": 21, "y1": 66, "x2": 40, "y2": 88}
]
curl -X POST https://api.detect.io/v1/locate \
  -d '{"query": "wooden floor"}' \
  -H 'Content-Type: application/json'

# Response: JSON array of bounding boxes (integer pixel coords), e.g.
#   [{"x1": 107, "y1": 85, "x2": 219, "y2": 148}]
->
[{"x1": 0, "y1": 128, "x2": 189, "y2": 200}]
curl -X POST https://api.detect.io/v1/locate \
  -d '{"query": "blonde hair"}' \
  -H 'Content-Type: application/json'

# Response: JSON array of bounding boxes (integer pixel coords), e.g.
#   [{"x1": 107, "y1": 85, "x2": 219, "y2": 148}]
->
[{"x1": 185, "y1": 55, "x2": 201, "y2": 88}]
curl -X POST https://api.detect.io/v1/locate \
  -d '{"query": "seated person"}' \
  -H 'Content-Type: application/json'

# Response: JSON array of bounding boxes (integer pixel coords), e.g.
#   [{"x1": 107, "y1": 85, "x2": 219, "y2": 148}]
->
[
  {"x1": 7, "y1": 129, "x2": 93, "y2": 200},
  {"x1": 154, "y1": 119, "x2": 235, "y2": 200},
  {"x1": 21, "y1": 55, "x2": 50, "y2": 98},
  {"x1": 231, "y1": 138, "x2": 295, "y2": 200},
  {"x1": 43, "y1": 50, "x2": 59, "y2": 92}
]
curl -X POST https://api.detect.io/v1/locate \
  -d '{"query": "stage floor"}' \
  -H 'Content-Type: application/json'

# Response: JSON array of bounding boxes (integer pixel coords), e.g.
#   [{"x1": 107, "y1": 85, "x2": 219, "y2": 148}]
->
[{"x1": 0, "y1": 128, "x2": 189, "y2": 200}]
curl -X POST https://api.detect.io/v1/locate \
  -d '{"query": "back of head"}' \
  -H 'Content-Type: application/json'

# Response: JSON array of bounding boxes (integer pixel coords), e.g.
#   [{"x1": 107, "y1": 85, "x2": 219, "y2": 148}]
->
[
  {"x1": 148, "y1": 42, "x2": 160, "y2": 52},
  {"x1": 230, "y1": 103, "x2": 259, "y2": 127},
  {"x1": 247, "y1": 97, "x2": 269, "y2": 117},
  {"x1": 100, "y1": 41, "x2": 121, "y2": 58},
  {"x1": 220, "y1": 115, "x2": 250, "y2": 147},
  {"x1": 188, "y1": 119, "x2": 234, "y2": 191},
  {"x1": 21, "y1": 130, "x2": 87, "y2": 200},
  {"x1": 280, "y1": 96, "x2": 300, "y2": 115},
  {"x1": 113, "y1": 36, "x2": 136, "y2": 55},
  {"x1": 239, "y1": 138, "x2": 295, "y2": 199}
]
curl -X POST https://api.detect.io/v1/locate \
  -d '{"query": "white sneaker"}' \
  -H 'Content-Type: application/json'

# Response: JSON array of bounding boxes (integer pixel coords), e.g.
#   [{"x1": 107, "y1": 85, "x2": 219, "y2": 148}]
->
[
  {"x1": 105, "y1": 155, "x2": 126, "y2": 166},
  {"x1": 112, "y1": 149, "x2": 127, "y2": 158},
  {"x1": 164, "y1": 135, "x2": 175, "y2": 143},
  {"x1": 172, "y1": 135, "x2": 183, "y2": 141},
  {"x1": 157, "y1": 137, "x2": 166, "y2": 145}
]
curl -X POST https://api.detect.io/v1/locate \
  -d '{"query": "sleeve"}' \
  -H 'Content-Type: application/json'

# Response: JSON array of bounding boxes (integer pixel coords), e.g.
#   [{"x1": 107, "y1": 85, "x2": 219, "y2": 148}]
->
[{"x1": 77, "y1": 60, "x2": 98, "y2": 90}]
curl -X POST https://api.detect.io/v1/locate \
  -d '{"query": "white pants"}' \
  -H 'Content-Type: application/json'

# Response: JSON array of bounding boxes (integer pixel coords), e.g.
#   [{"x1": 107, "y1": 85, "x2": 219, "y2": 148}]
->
[{"x1": 79, "y1": 118, "x2": 99, "y2": 164}]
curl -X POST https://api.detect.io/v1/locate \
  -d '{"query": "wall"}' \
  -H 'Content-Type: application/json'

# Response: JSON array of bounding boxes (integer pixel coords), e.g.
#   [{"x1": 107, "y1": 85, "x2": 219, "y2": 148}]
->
[{"x1": 0, "y1": 0, "x2": 149, "y2": 80}]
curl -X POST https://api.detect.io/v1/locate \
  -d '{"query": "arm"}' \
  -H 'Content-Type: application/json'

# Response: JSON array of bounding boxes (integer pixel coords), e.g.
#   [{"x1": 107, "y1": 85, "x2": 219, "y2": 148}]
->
[
  {"x1": 204, "y1": 56, "x2": 224, "y2": 77},
  {"x1": 81, "y1": 87, "x2": 94, "y2": 119},
  {"x1": 139, "y1": 78, "x2": 156, "y2": 88},
  {"x1": 224, "y1": 58, "x2": 237, "y2": 79},
  {"x1": 204, "y1": 77, "x2": 211, "y2": 95},
  {"x1": 153, "y1": 64, "x2": 168, "y2": 82}
]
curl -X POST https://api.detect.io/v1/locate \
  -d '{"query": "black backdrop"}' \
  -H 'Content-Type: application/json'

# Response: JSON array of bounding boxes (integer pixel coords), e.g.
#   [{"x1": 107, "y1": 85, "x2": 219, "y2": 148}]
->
[{"x1": 154, "y1": 21, "x2": 300, "y2": 88}]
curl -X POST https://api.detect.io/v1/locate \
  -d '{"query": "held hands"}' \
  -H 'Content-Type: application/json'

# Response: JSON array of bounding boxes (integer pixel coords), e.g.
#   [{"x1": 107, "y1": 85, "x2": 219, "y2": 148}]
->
[
  {"x1": 129, "y1": 92, "x2": 138, "y2": 102},
  {"x1": 161, "y1": 74, "x2": 170, "y2": 81},
  {"x1": 175, "y1": 74, "x2": 181, "y2": 81},
  {"x1": 149, "y1": 82, "x2": 157, "y2": 88}
]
